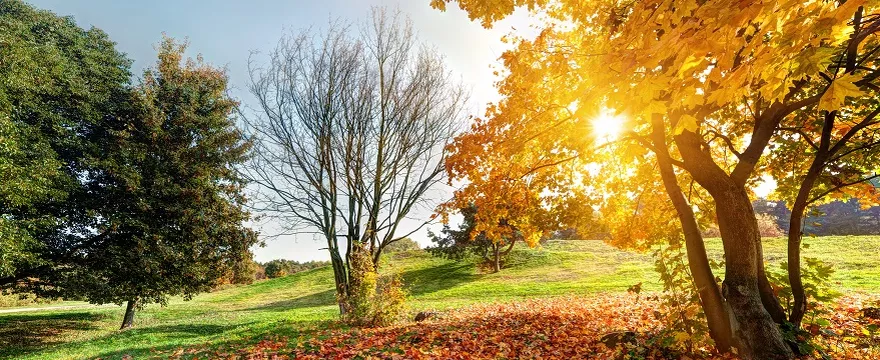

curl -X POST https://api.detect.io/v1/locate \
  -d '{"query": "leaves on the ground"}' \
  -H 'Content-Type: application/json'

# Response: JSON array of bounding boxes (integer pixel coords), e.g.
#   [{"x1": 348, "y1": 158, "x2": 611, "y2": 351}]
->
[{"x1": 158, "y1": 294, "x2": 880, "y2": 359}]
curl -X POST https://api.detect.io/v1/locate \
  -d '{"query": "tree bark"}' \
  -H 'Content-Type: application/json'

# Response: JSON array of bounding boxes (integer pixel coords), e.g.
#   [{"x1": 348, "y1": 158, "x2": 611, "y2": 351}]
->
[
  {"x1": 787, "y1": 167, "x2": 823, "y2": 327},
  {"x1": 329, "y1": 241, "x2": 349, "y2": 316},
  {"x1": 674, "y1": 130, "x2": 792, "y2": 359},
  {"x1": 786, "y1": 110, "x2": 835, "y2": 327},
  {"x1": 715, "y1": 188, "x2": 793, "y2": 359},
  {"x1": 756, "y1": 238, "x2": 787, "y2": 324},
  {"x1": 493, "y1": 243, "x2": 501, "y2": 273},
  {"x1": 651, "y1": 122, "x2": 734, "y2": 352},
  {"x1": 120, "y1": 299, "x2": 138, "y2": 330}
]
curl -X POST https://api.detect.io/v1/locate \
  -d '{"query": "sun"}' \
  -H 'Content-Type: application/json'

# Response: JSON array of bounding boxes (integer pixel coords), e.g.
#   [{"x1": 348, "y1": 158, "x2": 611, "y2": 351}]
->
[{"x1": 591, "y1": 109, "x2": 625, "y2": 141}]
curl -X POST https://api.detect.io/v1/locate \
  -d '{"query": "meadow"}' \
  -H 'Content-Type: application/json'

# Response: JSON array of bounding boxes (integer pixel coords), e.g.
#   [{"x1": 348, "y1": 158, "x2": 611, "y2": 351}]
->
[{"x1": 1, "y1": 236, "x2": 878, "y2": 359}]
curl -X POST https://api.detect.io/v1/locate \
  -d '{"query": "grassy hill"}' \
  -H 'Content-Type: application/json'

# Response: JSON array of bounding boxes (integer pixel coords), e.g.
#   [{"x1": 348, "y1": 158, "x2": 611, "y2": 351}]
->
[{"x1": 1, "y1": 237, "x2": 879, "y2": 359}]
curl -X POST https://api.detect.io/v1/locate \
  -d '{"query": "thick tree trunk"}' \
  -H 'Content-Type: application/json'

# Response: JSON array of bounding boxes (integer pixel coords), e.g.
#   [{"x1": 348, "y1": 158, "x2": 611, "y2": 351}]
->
[
  {"x1": 651, "y1": 121, "x2": 733, "y2": 351},
  {"x1": 756, "y1": 238, "x2": 787, "y2": 324},
  {"x1": 673, "y1": 129, "x2": 791, "y2": 359},
  {"x1": 120, "y1": 299, "x2": 138, "y2": 330},
  {"x1": 715, "y1": 189, "x2": 793, "y2": 359}
]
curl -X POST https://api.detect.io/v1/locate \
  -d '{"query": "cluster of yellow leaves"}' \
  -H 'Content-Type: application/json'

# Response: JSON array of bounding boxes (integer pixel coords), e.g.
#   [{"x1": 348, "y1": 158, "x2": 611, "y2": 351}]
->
[{"x1": 437, "y1": 0, "x2": 877, "y2": 251}]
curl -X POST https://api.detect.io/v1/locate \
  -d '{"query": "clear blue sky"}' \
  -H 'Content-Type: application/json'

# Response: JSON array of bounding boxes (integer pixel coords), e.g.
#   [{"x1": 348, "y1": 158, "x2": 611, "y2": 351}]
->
[{"x1": 27, "y1": 0, "x2": 533, "y2": 262}]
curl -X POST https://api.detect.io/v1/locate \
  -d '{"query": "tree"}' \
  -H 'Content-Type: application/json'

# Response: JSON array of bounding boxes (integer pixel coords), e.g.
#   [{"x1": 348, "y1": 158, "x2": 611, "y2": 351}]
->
[
  {"x1": 382, "y1": 237, "x2": 421, "y2": 253},
  {"x1": 244, "y1": 8, "x2": 466, "y2": 315},
  {"x1": 0, "y1": 0, "x2": 131, "y2": 286},
  {"x1": 432, "y1": 0, "x2": 878, "y2": 357},
  {"x1": 428, "y1": 205, "x2": 521, "y2": 273},
  {"x1": 67, "y1": 38, "x2": 258, "y2": 329},
  {"x1": 263, "y1": 260, "x2": 289, "y2": 279}
]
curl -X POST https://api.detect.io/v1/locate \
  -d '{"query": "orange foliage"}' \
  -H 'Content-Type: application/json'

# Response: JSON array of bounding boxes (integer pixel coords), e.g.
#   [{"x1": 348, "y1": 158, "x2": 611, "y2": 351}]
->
[{"x1": 159, "y1": 294, "x2": 880, "y2": 359}]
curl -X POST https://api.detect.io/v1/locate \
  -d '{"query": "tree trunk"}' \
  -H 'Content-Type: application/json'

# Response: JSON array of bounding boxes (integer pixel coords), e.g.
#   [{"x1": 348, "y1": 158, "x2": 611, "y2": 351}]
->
[
  {"x1": 787, "y1": 171, "x2": 821, "y2": 327},
  {"x1": 120, "y1": 299, "x2": 138, "y2": 330},
  {"x1": 651, "y1": 121, "x2": 733, "y2": 351},
  {"x1": 715, "y1": 188, "x2": 793, "y2": 359},
  {"x1": 329, "y1": 249, "x2": 349, "y2": 316},
  {"x1": 674, "y1": 129, "x2": 791, "y2": 359},
  {"x1": 756, "y1": 237, "x2": 787, "y2": 324},
  {"x1": 493, "y1": 243, "x2": 501, "y2": 273}
]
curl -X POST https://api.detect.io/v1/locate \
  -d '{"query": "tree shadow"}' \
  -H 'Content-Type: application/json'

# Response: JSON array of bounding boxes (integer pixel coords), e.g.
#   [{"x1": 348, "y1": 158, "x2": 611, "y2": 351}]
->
[
  {"x1": 0, "y1": 311, "x2": 106, "y2": 357},
  {"x1": 88, "y1": 320, "x2": 329, "y2": 360},
  {"x1": 245, "y1": 261, "x2": 483, "y2": 312},
  {"x1": 398, "y1": 262, "x2": 482, "y2": 296},
  {"x1": 244, "y1": 289, "x2": 337, "y2": 312},
  {"x1": 116, "y1": 323, "x2": 248, "y2": 338}
]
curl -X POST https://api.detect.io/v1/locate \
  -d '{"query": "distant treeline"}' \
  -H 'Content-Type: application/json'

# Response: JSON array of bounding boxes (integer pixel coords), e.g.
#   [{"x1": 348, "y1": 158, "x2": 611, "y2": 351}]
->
[
  {"x1": 259, "y1": 259, "x2": 331, "y2": 279},
  {"x1": 755, "y1": 199, "x2": 880, "y2": 236}
]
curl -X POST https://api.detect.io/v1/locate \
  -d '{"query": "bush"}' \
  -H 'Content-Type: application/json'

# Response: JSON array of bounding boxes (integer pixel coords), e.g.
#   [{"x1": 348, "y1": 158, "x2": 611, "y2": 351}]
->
[
  {"x1": 701, "y1": 213, "x2": 784, "y2": 238},
  {"x1": 344, "y1": 244, "x2": 378, "y2": 326},
  {"x1": 372, "y1": 274, "x2": 407, "y2": 327},
  {"x1": 766, "y1": 257, "x2": 841, "y2": 355},
  {"x1": 344, "y1": 243, "x2": 407, "y2": 327},
  {"x1": 264, "y1": 260, "x2": 288, "y2": 279},
  {"x1": 756, "y1": 213, "x2": 784, "y2": 237},
  {"x1": 0, "y1": 290, "x2": 57, "y2": 308},
  {"x1": 262, "y1": 259, "x2": 330, "y2": 279},
  {"x1": 383, "y1": 237, "x2": 421, "y2": 253}
]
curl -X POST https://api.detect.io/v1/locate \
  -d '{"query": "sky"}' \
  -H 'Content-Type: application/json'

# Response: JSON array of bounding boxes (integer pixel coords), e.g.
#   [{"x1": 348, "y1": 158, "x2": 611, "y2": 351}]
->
[{"x1": 26, "y1": 0, "x2": 534, "y2": 262}]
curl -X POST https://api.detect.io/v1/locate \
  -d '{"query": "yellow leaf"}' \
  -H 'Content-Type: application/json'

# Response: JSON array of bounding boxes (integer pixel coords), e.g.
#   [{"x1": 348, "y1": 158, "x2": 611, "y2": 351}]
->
[
  {"x1": 674, "y1": 331, "x2": 690, "y2": 342},
  {"x1": 674, "y1": 115, "x2": 698, "y2": 135},
  {"x1": 818, "y1": 73, "x2": 865, "y2": 111},
  {"x1": 677, "y1": 55, "x2": 703, "y2": 77},
  {"x1": 643, "y1": 101, "x2": 667, "y2": 116}
]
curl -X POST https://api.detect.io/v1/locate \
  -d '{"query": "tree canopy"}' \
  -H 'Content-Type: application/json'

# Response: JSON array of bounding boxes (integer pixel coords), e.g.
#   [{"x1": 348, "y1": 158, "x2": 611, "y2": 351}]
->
[
  {"x1": 0, "y1": 1, "x2": 259, "y2": 329},
  {"x1": 63, "y1": 38, "x2": 258, "y2": 329},
  {"x1": 432, "y1": 0, "x2": 880, "y2": 357},
  {"x1": 0, "y1": 0, "x2": 131, "y2": 281}
]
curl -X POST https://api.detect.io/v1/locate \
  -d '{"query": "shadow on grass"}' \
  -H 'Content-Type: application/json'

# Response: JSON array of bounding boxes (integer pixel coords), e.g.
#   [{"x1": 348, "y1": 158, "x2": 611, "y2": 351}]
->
[
  {"x1": 244, "y1": 289, "x2": 337, "y2": 312},
  {"x1": 89, "y1": 320, "x2": 329, "y2": 360},
  {"x1": 399, "y1": 261, "x2": 482, "y2": 296},
  {"x1": 117, "y1": 323, "x2": 247, "y2": 338},
  {"x1": 0, "y1": 311, "x2": 107, "y2": 358}
]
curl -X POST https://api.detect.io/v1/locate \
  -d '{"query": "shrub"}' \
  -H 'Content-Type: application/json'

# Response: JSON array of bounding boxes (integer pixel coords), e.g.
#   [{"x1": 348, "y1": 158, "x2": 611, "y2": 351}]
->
[
  {"x1": 264, "y1": 260, "x2": 288, "y2": 279},
  {"x1": 344, "y1": 243, "x2": 378, "y2": 326},
  {"x1": 701, "y1": 213, "x2": 784, "y2": 238},
  {"x1": 756, "y1": 213, "x2": 785, "y2": 237},
  {"x1": 0, "y1": 290, "x2": 57, "y2": 308},
  {"x1": 651, "y1": 240, "x2": 709, "y2": 355},
  {"x1": 383, "y1": 237, "x2": 421, "y2": 253},
  {"x1": 344, "y1": 243, "x2": 407, "y2": 327},
  {"x1": 262, "y1": 259, "x2": 329, "y2": 279},
  {"x1": 766, "y1": 257, "x2": 841, "y2": 355},
  {"x1": 372, "y1": 274, "x2": 407, "y2": 327}
]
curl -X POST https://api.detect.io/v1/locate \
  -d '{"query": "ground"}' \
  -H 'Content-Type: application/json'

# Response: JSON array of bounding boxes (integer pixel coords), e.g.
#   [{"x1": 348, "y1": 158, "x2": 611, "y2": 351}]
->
[{"x1": 1, "y1": 237, "x2": 879, "y2": 359}]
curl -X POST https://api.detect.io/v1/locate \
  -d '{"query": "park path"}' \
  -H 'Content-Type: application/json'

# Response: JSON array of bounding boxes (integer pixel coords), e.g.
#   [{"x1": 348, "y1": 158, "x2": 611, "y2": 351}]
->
[{"x1": 0, "y1": 303, "x2": 117, "y2": 314}]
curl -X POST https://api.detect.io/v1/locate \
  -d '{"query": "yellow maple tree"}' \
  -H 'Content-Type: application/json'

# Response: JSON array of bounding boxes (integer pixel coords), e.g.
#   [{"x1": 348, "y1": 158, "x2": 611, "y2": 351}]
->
[{"x1": 434, "y1": 1, "x2": 880, "y2": 358}]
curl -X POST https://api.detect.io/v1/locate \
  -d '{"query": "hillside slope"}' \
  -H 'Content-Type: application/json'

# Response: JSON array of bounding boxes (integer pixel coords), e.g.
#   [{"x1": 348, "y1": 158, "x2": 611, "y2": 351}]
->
[{"x1": 1, "y1": 237, "x2": 878, "y2": 359}]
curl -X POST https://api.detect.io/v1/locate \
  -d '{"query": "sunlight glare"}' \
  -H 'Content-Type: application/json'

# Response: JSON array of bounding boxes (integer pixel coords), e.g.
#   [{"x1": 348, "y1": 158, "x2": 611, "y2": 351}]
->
[{"x1": 591, "y1": 109, "x2": 625, "y2": 142}]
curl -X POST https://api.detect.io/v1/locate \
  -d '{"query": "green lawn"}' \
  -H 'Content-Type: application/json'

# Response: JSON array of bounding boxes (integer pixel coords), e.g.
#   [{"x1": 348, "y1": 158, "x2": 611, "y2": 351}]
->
[{"x1": 2, "y1": 237, "x2": 879, "y2": 359}]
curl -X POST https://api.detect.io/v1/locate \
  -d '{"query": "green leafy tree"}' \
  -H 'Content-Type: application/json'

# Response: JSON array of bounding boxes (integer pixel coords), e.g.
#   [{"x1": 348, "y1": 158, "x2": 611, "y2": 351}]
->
[
  {"x1": 67, "y1": 38, "x2": 258, "y2": 329},
  {"x1": 0, "y1": 0, "x2": 131, "y2": 284},
  {"x1": 263, "y1": 260, "x2": 289, "y2": 279},
  {"x1": 428, "y1": 205, "x2": 521, "y2": 273}
]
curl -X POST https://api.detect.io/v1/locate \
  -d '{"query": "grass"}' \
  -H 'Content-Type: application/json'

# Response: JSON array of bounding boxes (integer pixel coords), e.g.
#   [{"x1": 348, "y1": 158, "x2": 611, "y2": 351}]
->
[{"x1": 2, "y1": 236, "x2": 879, "y2": 359}]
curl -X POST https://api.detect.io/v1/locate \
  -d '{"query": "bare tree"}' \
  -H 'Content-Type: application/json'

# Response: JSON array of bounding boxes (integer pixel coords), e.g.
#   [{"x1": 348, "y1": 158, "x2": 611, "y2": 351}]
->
[{"x1": 243, "y1": 8, "x2": 466, "y2": 314}]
